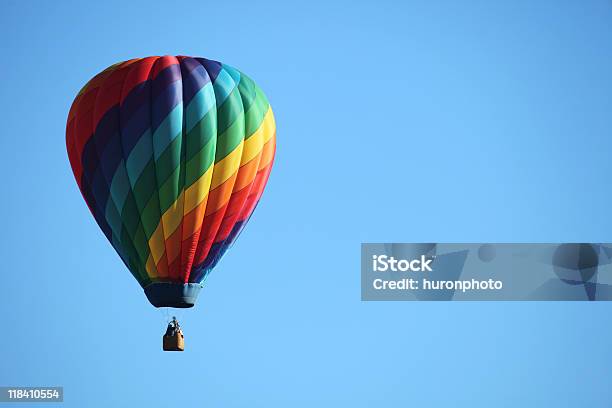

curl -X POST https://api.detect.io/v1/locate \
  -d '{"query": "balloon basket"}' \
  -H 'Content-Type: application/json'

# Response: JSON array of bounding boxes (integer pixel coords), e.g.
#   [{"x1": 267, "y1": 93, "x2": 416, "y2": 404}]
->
[{"x1": 163, "y1": 332, "x2": 184, "y2": 352}]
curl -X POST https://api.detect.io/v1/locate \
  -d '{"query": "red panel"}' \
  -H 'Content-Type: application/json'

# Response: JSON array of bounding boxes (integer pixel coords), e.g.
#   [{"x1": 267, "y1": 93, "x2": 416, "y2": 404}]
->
[
  {"x1": 151, "y1": 55, "x2": 178, "y2": 78},
  {"x1": 120, "y1": 57, "x2": 157, "y2": 103},
  {"x1": 92, "y1": 63, "x2": 134, "y2": 128}
]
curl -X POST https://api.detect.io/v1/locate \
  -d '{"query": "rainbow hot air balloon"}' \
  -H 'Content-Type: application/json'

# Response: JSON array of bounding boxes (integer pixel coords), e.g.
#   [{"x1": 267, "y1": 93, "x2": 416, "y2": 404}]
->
[{"x1": 66, "y1": 56, "x2": 276, "y2": 309}]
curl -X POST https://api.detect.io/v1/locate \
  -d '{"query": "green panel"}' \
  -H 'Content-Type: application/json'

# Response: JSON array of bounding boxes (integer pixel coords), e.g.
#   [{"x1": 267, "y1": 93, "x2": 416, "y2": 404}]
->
[
  {"x1": 214, "y1": 110, "x2": 245, "y2": 163},
  {"x1": 244, "y1": 86, "x2": 270, "y2": 138},
  {"x1": 185, "y1": 138, "x2": 216, "y2": 187},
  {"x1": 158, "y1": 166, "x2": 182, "y2": 212},
  {"x1": 236, "y1": 72, "x2": 257, "y2": 114},
  {"x1": 185, "y1": 110, "x2": 217, "y2": 162},
  {"x1": 215, "y1": 87, "x2": 244, "y2": 147}
]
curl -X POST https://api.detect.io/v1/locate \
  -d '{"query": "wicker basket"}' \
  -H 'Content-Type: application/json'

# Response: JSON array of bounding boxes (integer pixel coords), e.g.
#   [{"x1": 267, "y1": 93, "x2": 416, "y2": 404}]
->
[{"x1": 163, "y1": 331, "x2": 185, "y2": 351}]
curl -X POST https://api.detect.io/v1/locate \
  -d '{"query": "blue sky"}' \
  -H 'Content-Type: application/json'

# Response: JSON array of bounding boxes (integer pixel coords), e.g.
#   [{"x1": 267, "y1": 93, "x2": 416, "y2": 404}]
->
[{"x1": 1, "y1": 0, "x2": 612, "y2": 406}]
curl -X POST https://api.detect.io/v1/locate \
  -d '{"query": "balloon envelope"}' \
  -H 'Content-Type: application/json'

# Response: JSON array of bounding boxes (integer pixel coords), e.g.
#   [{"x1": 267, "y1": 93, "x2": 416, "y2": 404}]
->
[{"x1": 66, "y1": 56, "x2": 276, "y2": 307}]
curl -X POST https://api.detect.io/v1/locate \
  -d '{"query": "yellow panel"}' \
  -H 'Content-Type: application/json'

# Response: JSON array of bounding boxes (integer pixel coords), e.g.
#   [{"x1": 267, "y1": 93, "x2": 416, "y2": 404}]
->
[
  {"x1": 211, "y1": 142, "x2": 244, "y2": 189},
  {"x1": 184, "y1": 165, "x2": 214, "y2": 213}
]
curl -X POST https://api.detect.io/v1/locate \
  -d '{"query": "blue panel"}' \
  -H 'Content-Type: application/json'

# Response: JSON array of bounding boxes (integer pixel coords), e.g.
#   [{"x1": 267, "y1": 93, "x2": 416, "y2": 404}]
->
[{"x1": 143, "y1": 282, "x2": 203, "y2": 308}]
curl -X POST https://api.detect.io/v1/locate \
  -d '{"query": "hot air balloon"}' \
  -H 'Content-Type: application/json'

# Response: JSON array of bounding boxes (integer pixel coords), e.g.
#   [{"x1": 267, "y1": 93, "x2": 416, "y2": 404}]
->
[{"x1": 66, "y1": 56, "x2": 276, "y2": 349}]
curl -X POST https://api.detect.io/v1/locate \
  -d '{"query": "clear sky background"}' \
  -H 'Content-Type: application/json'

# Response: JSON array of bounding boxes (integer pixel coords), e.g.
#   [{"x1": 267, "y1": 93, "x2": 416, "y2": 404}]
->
[{"x1": 1, "y1": 0, "x2": 612, "y2": 406}]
